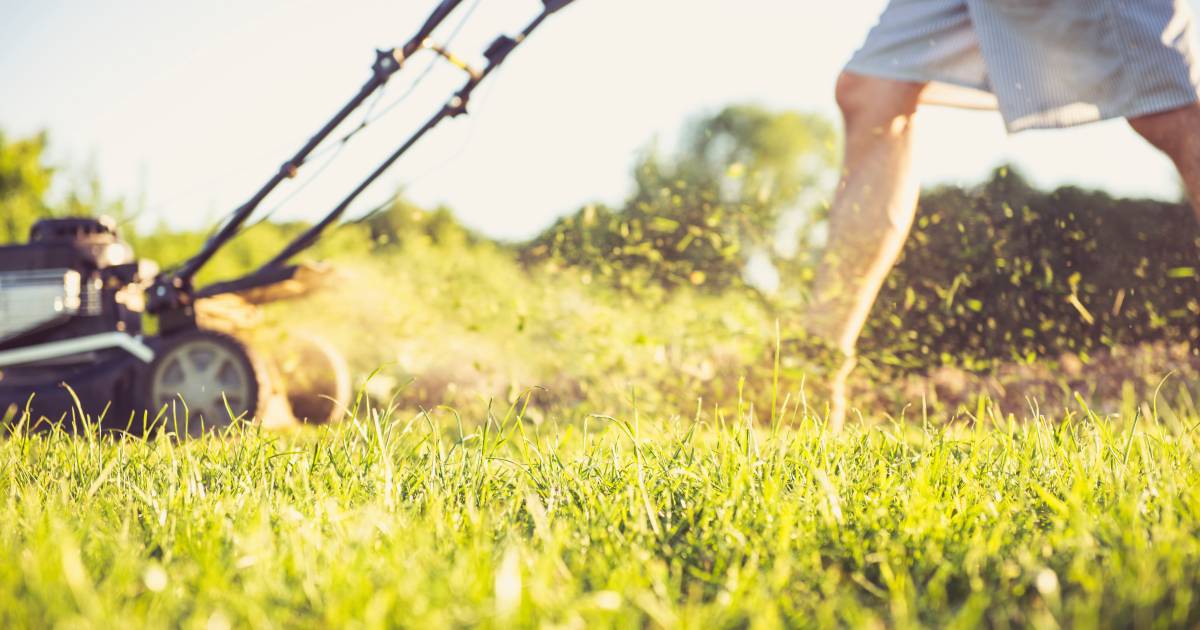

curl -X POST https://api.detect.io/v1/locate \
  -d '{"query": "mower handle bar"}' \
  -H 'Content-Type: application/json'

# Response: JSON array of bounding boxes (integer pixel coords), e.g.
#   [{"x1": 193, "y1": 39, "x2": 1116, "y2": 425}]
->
[
  {"x1": 225, "y1": 0, "x2": 578, "y2": 278},
  {"x1": 167, "y1": 0, "x2": 469, "y2": 287}
]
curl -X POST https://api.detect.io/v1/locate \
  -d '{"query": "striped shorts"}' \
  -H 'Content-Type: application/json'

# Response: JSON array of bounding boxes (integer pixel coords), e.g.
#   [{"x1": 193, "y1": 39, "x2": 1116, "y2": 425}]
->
[{"x1": 846, "y1": 0, "x2": 1200, "y2": 132}]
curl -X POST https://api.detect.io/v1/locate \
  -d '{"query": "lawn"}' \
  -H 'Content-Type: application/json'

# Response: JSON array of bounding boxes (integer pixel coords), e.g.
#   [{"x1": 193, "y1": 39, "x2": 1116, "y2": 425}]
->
[{"x1": 3, "y1": 395, "x2": 1199, "y2": 628}]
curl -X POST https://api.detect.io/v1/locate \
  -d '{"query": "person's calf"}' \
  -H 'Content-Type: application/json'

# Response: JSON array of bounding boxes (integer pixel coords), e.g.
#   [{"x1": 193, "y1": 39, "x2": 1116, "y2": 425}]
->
[
  {"x1": 1129, "y1": 103, "x2": 1200, "y2": 216},
  {"x1": 789, "y1": 74, "x2": 929, "y2": 432},
  {"x1": 806, "y1": 74, "x2": 926, "y2": 354}
]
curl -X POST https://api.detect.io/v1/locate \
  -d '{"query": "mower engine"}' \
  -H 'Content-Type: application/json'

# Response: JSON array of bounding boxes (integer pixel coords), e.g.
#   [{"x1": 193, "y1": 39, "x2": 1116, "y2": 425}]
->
[
  {"x1": 0, "y1": 268, "x2": 86, "y2": 341},
  {"x1": 0, "y1": 217, "x2": 161, "y2": 429},
  {"x1": 0, "y1": 217, "x2": 145, "y2": 341},
  {"x1": 0, "y1": 217, "x2": 348, "y2": 435}
]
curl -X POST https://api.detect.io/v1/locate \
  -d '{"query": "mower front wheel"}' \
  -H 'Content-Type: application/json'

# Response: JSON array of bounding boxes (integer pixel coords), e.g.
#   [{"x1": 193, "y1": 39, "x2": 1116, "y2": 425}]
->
[{"x1": 140, "y1": 329, "x2": 269, "y2": 435}]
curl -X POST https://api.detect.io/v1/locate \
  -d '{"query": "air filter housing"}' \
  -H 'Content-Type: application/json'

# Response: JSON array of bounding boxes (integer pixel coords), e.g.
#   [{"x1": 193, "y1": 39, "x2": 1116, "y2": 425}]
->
[{"x1": 0, "y1": 269, "x2": 83, "y2": 342}]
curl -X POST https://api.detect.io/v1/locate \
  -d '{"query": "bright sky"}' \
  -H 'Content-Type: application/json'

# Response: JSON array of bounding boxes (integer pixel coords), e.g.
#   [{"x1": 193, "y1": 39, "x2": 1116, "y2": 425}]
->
[{"x1": 1, "y1": 0, "x2": 1196, "y2": 240}]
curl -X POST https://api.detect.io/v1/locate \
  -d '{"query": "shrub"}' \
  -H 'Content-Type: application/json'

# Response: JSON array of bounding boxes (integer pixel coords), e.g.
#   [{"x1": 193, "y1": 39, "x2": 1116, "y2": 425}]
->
[{"x1": 860, "y1": 167, "x2": 1200, "y2": 370}]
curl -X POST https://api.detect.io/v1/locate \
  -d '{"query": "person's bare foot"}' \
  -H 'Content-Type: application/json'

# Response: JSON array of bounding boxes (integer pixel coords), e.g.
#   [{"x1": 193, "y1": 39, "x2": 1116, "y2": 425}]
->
[{"x1": 776, "y1": 331, "x2": 856, "y2": 432}]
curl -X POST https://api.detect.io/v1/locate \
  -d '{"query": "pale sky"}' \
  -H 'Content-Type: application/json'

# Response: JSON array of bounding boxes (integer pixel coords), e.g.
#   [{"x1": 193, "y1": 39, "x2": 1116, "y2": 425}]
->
[{"x1": 1, "y1": 0, "x2": 1196, "y2": 240}]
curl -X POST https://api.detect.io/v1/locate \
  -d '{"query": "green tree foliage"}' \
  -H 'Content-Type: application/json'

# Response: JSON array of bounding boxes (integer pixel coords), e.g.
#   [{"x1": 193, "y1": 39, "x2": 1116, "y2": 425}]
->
[
  {"x1": 522, "y1": 105, "x2": 837, "y2": 291},
  {"x1": 0, "y1": 131, "x2": 55, "y2": 243},
  {"x1": 0, "y1": 130, "x2": 126, "y2": 244},
  {"x1": 358, "y1": 197, "x2": 479, "y2": 250},
  {"x1": 0, "y1": 128, "x2": 471, "y2": 285},
  {"x1": 128, "y1": 220, "x2": 372, "y2": 287},
  {"x1": 128, "y1": 196, "x2": 479, "y2": 288},
  {"x1": 679, "y1": 104, "x2": 836, "y2": 246},
  {"x1": 861, "y1": 166, "x2": 1200, "y2": 370}
]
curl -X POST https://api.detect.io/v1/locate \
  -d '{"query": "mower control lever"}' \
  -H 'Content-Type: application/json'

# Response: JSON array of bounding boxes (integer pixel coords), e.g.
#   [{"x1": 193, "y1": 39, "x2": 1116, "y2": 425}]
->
[
  {"x1": 152, "y1": 0, "x2": 470, "y2": 316},
  {"x1": 151, "y1": 0, "x2": 581, "y2": 329},
  {"x1": 257, "y1": 0, "x2": 580, "y2": 271}
]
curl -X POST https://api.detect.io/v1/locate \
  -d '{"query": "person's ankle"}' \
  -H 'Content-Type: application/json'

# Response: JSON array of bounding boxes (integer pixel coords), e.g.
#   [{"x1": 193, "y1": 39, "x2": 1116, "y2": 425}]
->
[
  {"x1": 777, "y1": 328, "x2": 855, "y2": 371},
  {"x1": 774, "y1": 327, "x2": 857, "y2": 431}
]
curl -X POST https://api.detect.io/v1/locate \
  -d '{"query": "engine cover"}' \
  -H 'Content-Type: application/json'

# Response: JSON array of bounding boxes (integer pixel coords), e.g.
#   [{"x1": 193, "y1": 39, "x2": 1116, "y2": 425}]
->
[
  {"x1": 0, "y1": 216, "x2": 133, "y2": 273},
  {"x1": 0, "y1": 216, "x2": 146, "y2": 351},
  {"x1": 0, "y1": 269, "x2": 84, "y2": 343}
]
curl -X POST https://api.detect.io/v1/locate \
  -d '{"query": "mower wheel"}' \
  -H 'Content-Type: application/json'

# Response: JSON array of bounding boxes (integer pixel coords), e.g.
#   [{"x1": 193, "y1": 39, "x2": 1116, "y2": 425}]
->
[
  {"x1": 140, "y1": 329, "x2": 268, "y2": 435},
  {"x1": 273, "y1": 332, "x2": 351, "y2": 425}
]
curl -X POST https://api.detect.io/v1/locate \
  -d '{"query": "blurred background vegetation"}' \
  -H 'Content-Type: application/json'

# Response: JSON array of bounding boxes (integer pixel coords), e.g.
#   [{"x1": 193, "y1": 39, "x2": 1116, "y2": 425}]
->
[{"x1": 3, "y1": 104, "x2": 1198, "y2": 419}]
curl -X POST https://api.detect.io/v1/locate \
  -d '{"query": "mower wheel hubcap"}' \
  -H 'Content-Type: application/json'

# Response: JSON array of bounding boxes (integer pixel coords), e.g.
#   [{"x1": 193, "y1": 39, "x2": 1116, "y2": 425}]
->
[{"x1": 151, "y1": 338, "x2": 253, "y2": 431}]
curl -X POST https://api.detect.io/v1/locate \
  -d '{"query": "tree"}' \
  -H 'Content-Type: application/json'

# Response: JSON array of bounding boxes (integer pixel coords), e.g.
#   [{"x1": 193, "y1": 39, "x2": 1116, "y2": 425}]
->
[
  {"x1": 0, "y1": 130, "x2": 125, "y2": 244},
  {"x1": 677, "y1": 104, "x2": 837, "y2": 246},
  {"x1": 0, "y1": 131, "x2": 54, "y2": 243},
  {"x1": 359, "y1": 197, "x2": 477, "y2": 249},
  {"x1": 861, "y1": 165, "x2": 1200, "y2": 369},
  {"x1": 523, "y1": 105, "x2": 838, "y2": 291}
]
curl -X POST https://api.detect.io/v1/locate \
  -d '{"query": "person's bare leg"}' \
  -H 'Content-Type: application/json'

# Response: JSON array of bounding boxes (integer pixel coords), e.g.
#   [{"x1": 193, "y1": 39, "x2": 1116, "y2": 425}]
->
[
  {"x1": 803, "y1": 72, "x2": 927, "y2": 430},
  {"x1": 1129, "y1": 103, "x2": 1200, "y2": 218}
]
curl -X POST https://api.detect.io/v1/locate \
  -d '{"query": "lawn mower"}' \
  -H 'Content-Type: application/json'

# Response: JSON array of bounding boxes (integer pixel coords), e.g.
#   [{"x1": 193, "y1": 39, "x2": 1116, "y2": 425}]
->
[{"x1": 0, "y1": 0, "x2": 578, "y2": 434}]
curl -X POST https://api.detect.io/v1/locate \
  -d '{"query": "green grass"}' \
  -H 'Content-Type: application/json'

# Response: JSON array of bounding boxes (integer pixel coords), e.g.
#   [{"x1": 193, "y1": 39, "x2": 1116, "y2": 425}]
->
[{"x1": 3, "y1": 396, "x2": 1200, "y2": 628}]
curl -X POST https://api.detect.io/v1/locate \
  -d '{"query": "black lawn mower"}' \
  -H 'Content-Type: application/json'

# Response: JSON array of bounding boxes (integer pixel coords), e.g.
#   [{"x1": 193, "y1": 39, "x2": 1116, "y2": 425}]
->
[{"x1": 0, "y1": 0, "x2": 578, "y2": 434}]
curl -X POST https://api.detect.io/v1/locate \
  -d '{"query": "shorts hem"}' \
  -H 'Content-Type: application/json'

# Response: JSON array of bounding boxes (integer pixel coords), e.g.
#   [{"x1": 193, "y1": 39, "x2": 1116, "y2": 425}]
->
[
  {"x1": 1007, "y1": 85, "x2": 1200, "y2": 133},
  {"x1": 842, "y1": 61, "x2": 991, "y2": 96},
  {"x1": 845, "y1": 64, "x2": 1200, "y2": 134}
]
